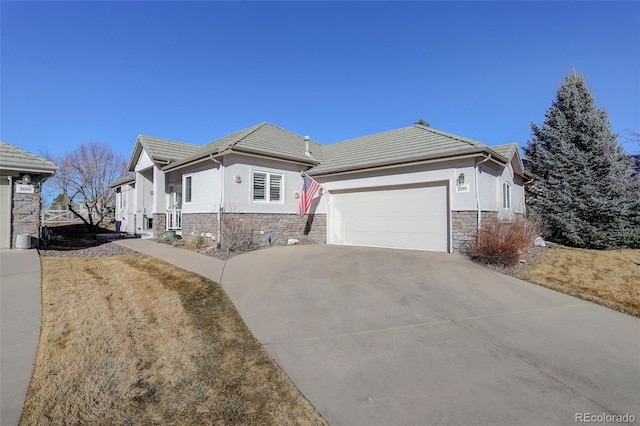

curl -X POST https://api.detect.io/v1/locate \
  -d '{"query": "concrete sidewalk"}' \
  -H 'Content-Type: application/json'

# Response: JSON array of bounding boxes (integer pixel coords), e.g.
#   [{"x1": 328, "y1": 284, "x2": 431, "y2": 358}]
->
[
  {"x1": 1, "y1": 249, "x2": 42, "y2": 426},
  {"x1": 114, "y1": 239, "x2": 226, "y2": 283}
]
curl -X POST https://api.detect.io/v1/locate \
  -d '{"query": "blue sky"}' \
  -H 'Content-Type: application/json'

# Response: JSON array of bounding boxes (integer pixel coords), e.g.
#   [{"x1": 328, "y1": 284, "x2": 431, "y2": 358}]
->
[{"x1": 2, "y1": 0, "x2": 639, "y2": 170}]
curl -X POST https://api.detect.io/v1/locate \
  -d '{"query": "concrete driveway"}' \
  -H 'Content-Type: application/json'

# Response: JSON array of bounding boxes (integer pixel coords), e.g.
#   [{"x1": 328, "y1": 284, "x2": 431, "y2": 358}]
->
[{"x1": 221, "y1": 245, "x2": 639, "y2": 426}]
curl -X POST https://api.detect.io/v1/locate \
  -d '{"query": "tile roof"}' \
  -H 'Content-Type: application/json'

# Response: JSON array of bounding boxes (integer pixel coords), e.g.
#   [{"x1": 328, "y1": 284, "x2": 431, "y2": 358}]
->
[
  {"x1": 0, "y1": 141, "x2": 57, "y2": 173},
  {"x1": 118, "y1": 122, "x2": 530, "y2": 182},
  {"x1": 489, "y1": 143, "x2": 518, "y2": 162},
  {"x1": 128, "y1": 135, "x2": 201, "y2": 170},
  {"x1": 308, "y1": 124, "x2": 487, "y2": 175},
  {"x1": 164, "y1": 122, "x2": 322, "y2": 170},
  {"x1": 489, "y1": 143, "x2": 530, "y2": 177},
  {"x1": 108, "y1": 174, "x2": 136, "y2": 189}
]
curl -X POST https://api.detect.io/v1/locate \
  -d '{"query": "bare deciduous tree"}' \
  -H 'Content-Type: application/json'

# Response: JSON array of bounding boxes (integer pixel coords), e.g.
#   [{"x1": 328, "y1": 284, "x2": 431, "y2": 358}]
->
[{"x1": 46, "y1": 142, "x2": 128, "y2": 231}]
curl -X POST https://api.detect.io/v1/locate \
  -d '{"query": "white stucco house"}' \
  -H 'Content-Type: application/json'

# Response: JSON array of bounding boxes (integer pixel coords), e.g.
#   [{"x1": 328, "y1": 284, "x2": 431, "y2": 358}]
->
[{"x1": 111, "y1": 122, "x2": 530, "y2": 253}]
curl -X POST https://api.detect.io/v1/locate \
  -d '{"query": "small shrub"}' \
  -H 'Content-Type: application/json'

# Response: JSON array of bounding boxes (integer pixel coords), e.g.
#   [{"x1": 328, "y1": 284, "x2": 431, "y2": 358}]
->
[
  {"x1": 188, "y1": 235, "x2": 207, "y2": 249},
  {"x1": 221, "y1": 218, "x2": 260, "y2": 253},
  {"x1": 469, "y1": 216, "x2": 540, "y2": 267}
]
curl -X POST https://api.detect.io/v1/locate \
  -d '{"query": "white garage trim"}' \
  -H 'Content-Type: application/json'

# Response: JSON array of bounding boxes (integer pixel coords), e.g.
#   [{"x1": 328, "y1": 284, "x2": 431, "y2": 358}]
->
[{"x1": 328, "y1": 182, "x2": 450, "y2": 252}]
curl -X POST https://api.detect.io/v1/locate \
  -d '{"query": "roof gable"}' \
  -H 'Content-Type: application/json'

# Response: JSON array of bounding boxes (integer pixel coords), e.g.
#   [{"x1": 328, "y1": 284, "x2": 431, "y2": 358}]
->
[
  {"x1": 0, "y1": 141, "x2": 57, "y2": 174},
  {"x1": 127, "y1": 135, "x2": 201, "y2": 171},
  {"x1": 309, "y1": 124, "x2": 487, "y2": 175},
  {"x1": 489, "y1": 143, "x2": 527, "y2": 177},
  {"x1": 164, "y1": 122, "x2": 323, "y2": 170}
]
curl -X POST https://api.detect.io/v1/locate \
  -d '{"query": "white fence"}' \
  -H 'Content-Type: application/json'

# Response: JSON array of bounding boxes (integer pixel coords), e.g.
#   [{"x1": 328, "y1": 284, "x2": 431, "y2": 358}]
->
[{"x1": 42, "y1": 209, "x2": 113, "y2": 224}]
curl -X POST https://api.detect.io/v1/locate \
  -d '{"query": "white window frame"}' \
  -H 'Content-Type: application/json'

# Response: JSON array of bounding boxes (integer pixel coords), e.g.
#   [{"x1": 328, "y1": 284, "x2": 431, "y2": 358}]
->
[
  {"x1": 184, "y1": 175, "x2": 193, "y2": 204},
  {"x1": 252, "y1": 171, "x2": 284, "y2": 203},
  {"x1": 502, "y1": 182, "x2": 511, "y2": 210}
]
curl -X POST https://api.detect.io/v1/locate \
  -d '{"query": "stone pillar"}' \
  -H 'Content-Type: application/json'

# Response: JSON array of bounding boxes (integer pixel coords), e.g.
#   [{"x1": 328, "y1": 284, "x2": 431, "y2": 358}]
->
[
  {"x1": 153, "y1": 213, "x2": 166, "y2": 239},
  {"x1": 11, "y1": 186, "x2": 42, "y2": 248},
  {"x1": 451, "y1": 211, "x2": 477, "y2": 253}
]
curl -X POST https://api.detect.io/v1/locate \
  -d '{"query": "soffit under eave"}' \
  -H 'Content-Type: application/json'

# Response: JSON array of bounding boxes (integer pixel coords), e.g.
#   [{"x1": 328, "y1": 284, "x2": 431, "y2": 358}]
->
[
  {"x1": 227, "y1": 147, "x2": 319, "y2": 165},
  {"x1": 0, "y1": 164, "x2": 57, "y2": 175},
  {"x1": 309, "y1": 149, "x2": 495, "y2": 177}
]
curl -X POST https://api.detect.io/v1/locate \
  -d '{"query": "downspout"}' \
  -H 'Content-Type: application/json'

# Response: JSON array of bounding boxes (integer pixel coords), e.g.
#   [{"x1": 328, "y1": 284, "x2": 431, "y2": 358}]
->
[
  {"x1": 475, "y1": 154, "x2": 491, "y2": 227},
  {"x1": 210, "y1": 154, "x2": 223, "y2": 246}
]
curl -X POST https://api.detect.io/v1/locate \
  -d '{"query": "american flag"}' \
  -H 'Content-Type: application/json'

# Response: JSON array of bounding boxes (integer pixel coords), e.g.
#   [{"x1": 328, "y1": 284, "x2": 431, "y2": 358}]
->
[{"x1": 298, "y1": 174, "x2": 321, "y2": 216}]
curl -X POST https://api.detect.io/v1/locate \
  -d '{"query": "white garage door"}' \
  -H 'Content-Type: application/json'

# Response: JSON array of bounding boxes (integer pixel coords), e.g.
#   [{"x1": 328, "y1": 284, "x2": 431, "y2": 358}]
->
[
  {"x1": 0, "y1": 179, "x2": 11, "y2": 249},
  {"x1": 328, "y1": 183, "x2": 449, "y2": 252}
]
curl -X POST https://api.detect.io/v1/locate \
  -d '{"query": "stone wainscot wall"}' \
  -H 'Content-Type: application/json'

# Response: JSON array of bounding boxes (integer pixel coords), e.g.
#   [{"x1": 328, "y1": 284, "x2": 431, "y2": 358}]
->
[
  {"x1": 178, "y1": 212, "x2": 326, "y2": 246},
  {"x1": 452, "y1": 210, "x2": 525, "y2": 253}
]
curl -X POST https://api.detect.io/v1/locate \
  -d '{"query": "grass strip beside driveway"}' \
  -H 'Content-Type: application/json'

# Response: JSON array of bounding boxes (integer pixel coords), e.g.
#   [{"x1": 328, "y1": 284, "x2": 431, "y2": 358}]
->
[
  {"x1": 22, "y1": 253, "x2": 327, "y2": 425},
  {"x1": 518, "y1": 248, "x2": 640, "y2": 317}
]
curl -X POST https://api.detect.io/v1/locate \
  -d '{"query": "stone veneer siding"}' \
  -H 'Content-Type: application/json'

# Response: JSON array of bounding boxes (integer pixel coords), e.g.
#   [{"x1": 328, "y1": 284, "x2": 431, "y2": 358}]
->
[
  {"x1": 452, "y1": 210, "x2": 525, "y2": 253},
  {"x1": 152, "y1": 213, "x2": 166, "y2": 240},
  {"x1": 222, "y1": 213, "x2": 326, "y2": 246},
  {"x1": 182, "y1": 213, "x2": 218, "y2": 240},
  {"x1": 11, "y1": 188, "x2": 42, "y2": 248}
]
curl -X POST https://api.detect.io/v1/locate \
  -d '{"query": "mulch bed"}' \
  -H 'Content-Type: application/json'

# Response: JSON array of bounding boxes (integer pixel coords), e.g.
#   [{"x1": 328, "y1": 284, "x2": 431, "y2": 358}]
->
[
  {"x1": 40, "y1": 227, "x2": 554, "y2": 275},
  {"x1": 39, "y1": 242, "x2": 136, "y2": 258}
]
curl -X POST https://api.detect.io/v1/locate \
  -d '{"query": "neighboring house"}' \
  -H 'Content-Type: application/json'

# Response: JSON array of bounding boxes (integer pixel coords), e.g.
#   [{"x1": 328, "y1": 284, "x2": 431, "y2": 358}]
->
[
  {"x1": 111, "y1": 122, "x2": 530, "y2": 253},
  {"x1": 0, "y1": 141, "x2": 57, "y2": 248}
]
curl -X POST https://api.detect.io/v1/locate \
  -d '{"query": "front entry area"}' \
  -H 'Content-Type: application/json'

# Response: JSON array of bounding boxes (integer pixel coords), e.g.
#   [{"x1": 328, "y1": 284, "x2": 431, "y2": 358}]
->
[{"x1": 327, "y1": 182, "x2": 449, "y2": 252}]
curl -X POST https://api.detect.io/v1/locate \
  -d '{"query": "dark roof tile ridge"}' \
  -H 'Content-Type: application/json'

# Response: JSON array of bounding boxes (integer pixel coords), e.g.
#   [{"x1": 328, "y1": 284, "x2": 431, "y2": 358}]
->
[
  {"x1": 202, "y1": 122, "x2": 265, "y2": 151},
  {"x1": 229, "y1": 122, "x2": 269, "y2": 148},
  {"x1": 259, "y1": 121, "x2": 322, "y2": 144},
  {"x1": 325, "y1": 125, "x2": 415, "y2": 148},
  {"x1": 137, "y1": 134, "x2": 201, "y2": 147},
  {"x1": 412, "y1": 124, "x2": 486, "y2": 148}
]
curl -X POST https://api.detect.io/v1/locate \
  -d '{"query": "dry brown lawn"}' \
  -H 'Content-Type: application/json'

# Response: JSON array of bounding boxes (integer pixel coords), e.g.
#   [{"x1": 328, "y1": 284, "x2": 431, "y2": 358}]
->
[
  {"x1": 22, "y1": 253, "x2": 327, "y2": 425},
  {"x1": 518, "y1": 248, "x2": 640, "y2": 317}
]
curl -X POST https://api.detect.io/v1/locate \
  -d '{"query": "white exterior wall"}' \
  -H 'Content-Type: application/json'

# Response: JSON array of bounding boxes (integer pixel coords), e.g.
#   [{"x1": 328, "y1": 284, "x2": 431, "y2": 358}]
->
[
  {"x1": 116, "y1": 183, "x2": 136, "y2": 233},
  {"x1": 134, "y1": 168, "x2": 153, "y2": 231},
  {"x1": 153, "y1": 166, "x2": 166, "y2": 214},
  {"x1": 134, "y1": 151, "x2": 154, "y2": 172},
  {"x1": 315, "y1": 159, "x2": 480, "y2": 212},
  {"x1": 498, "y1": 160, "x2": 526, "y2": 214},
  {"x1": 476, "y1": 159, "x2": 525, "y2": 215},
  {"x1": 478, "y1": 162, "x2": 500, "y2": 211},
  {"x1": 222, "y1": 154, "x2": 327, "y2": 214},
  {"x1": 179, "y1": 162, "x2": 221, "y2": 214}
]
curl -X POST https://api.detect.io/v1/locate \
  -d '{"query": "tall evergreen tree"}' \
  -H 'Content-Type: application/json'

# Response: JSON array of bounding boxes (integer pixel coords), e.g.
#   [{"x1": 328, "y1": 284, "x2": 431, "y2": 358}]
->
[{"x1": 525, "y1": 71, "x2": 640, "y2": 249}]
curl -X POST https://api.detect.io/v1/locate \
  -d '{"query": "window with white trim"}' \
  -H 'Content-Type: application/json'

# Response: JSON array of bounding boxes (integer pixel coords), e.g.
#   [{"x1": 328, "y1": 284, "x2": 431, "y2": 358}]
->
[
  {"x1": 502, "y1": 182, "x2": 511, "y2": 210},
  {"x1": 253, "y1": 171, "x2": 283, "y2": 202},
  {"x1": 184, "y1": 176, "x2": 192, "y2": 203}
]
